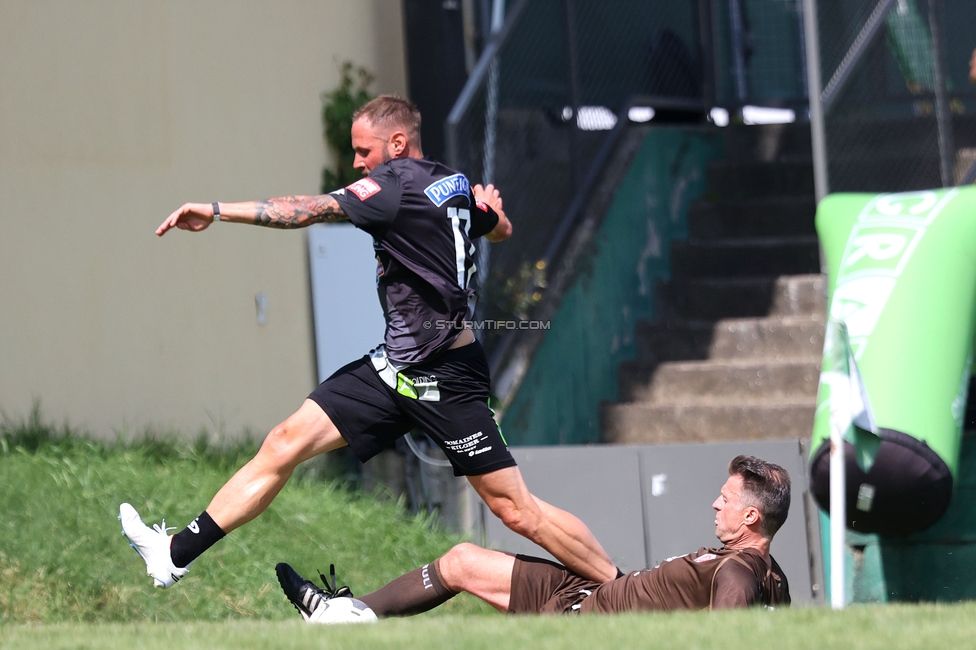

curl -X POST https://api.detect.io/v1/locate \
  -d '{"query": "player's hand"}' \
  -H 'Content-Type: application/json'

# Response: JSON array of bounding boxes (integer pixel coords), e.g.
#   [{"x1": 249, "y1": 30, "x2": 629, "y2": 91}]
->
[
  {"x1": 156, "y1": 202, "x2": 216, "y2": 236},
  {"x1": 473, "y1": 183, "x2": 512, "y2": 242},
  {"x1": 473, "y1": 183, "x2": 504, "y2": 217}
]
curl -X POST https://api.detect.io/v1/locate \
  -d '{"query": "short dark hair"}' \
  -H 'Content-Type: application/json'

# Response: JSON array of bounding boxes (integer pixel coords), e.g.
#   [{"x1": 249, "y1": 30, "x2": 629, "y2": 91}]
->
[
  {"x1": 729, "y1": 455, "x2": 791, "y2": 537},
  {"x1": 352, "y1": 95, "x2": 422, "y2": 145}
]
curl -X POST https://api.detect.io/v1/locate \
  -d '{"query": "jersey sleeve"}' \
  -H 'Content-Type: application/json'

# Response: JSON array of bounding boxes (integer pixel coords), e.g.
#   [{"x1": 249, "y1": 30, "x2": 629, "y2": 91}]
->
[
  {"x1": 330, "y1": 165, "x2": 403, "y2": 234},
  {"x1": 710, "y1": 560, "x2": 762, "y2": 610},
  {"x1": 468, "y1": 195, "x2": 500, "y2": 239}
]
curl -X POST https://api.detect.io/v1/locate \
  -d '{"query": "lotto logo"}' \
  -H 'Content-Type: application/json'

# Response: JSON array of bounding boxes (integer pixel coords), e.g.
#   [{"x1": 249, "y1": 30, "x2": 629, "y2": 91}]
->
[{"x1": 346, "y1": 178, "x2": 381, "y2": 200}]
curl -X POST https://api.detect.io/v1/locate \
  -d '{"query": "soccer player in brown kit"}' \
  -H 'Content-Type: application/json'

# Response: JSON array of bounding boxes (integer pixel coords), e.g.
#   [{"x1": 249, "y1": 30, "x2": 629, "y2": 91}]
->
[
  {"x1": 276, "y1": 456, "x2": 791, "y2": 623},
  {"x1": 119, "y1": 95, "x2": 619, "y2": 589}
]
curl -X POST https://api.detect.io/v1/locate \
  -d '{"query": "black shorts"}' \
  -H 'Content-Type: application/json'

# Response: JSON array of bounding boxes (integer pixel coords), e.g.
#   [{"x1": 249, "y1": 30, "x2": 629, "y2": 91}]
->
[
  {"x1": 508, "y1": 555, "x2": 598, "y2": 615},
  {"x1": 308, "y1": 340, "x2": 516, "y2": 477}
]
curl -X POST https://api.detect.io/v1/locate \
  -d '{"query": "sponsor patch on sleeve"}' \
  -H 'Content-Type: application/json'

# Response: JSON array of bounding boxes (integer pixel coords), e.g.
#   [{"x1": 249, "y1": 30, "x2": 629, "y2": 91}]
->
[
  {"x1": 346, "y1": 178, "x2": 382, "y2": 201},
  {"x1": 424, "y1": 173, "x2": 470, "y2": 207},
  {"x1": 693, "y1": 553, "x2": 718, "y2": 563},
  {"x1": 475, "y1": 200, "x2": 489, "y2": 212}
]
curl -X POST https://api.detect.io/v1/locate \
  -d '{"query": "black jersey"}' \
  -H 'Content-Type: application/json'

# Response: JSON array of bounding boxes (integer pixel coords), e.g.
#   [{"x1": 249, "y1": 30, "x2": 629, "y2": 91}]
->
[{"x1": 331, "y1": 158, "x2": 499, "y2": 365}]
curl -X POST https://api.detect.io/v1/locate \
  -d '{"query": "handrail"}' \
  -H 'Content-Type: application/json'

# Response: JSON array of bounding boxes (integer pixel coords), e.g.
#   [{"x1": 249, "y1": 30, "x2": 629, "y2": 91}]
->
[
  {"x1": 542, "y1": 97, "x2": 704, "y2": 267},
  {"x1": 445, "y1": 0, "x2": 529, "y2": 170},
  {"x1": 821, "y1": 0, "x2": 897, "y2": 114},
  {"x1": 445, "y1": 0, "x2": 707, "y2": 391},
  {"x1": 489, "y1": 95, "x2": 706, "y2": 399}
]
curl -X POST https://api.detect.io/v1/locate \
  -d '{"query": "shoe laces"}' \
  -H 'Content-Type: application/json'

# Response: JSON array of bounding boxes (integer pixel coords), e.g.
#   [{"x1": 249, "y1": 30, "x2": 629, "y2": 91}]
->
[
  {"x1": 152, "y1": 520, "x2": 176, "y2": 536},
  {"x1": 317, "y1": 564, "x2": 354, "y2": 599}
]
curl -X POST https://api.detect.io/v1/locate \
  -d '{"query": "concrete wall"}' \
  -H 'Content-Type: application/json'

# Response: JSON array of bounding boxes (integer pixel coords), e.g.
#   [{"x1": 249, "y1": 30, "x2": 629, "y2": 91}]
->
[
  {"x1": 0, "y1": 1, "x2": 405, "y2": 440},
  {"x1": 480, "y1": 440, "x2": 821, "y2": 606}
]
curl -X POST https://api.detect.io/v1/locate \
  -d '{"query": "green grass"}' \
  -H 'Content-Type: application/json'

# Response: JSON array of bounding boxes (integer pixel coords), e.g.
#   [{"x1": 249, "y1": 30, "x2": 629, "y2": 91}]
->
[
  {"x1": 0, "y1": 410, "x2": 490, "y2": 624},
  {"x1": 4, "y1": 412, "x2": 976, "y2": 649},
  {"x1": 4, "y1": 604, "x2": 976, "y2": 649}
]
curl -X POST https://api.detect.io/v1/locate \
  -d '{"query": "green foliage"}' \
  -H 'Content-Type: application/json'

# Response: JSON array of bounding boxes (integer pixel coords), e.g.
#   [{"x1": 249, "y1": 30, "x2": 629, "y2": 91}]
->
[
  {"x1": 320, "y1": 61, "x2": 375, "y2": 192},
  {"x1": 499, "y1": 259, "x2": 548, "y2": 321},
  {"x1": 0, "y1": 413, "x2": 486, "y2": 624}
]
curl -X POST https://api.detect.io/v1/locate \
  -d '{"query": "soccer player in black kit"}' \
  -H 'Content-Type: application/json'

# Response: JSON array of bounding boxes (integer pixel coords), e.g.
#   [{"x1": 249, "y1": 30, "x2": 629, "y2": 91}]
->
[{"x1": 120, "y1": 95, "x2": 617, "y2": 590}]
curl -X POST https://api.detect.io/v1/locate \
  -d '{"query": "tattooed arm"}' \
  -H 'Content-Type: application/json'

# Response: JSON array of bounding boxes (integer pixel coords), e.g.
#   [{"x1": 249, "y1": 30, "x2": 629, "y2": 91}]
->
[{"x1": 155, "y1": 195, "x2": 349, "y2": 236}]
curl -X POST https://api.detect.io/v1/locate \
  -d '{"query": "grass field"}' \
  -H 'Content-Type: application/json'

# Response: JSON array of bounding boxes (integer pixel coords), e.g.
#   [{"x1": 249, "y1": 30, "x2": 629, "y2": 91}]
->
[
  {"x1": 0, "y1": 410, "x2": 489, "y2": 624},
  {"x1": 3, "y1": 412, "x2": 976, "y2": 648},
  {"x1": 5, "y1": 604, "x2": 976, "y2": 649}
]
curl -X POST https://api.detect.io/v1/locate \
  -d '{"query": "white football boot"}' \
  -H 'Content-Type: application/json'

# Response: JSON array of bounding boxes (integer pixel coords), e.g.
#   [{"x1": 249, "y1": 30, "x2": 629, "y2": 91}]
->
[{"x1": 119, "y1": 502, "x2": 190, "y2": 588}]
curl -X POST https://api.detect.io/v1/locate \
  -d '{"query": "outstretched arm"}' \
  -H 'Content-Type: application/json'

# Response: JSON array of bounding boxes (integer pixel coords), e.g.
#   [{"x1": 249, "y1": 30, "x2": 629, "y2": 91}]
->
[{"x1": 156, "y1": 195, "x2": 349, "y2": 236}]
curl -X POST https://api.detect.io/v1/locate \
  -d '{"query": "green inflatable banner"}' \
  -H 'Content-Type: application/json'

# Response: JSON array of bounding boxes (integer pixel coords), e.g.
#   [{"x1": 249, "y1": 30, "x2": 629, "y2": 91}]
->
[{"x1": 810, "y1": 188, "x2": 976, "y2": 536}]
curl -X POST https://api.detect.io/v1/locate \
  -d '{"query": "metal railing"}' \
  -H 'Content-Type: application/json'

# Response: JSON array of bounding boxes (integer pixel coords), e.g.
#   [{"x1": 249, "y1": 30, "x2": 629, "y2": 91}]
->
[
  {"x1": 444, "y1": 0, "x2": 976, "y2": 405},
  {"x1": 807, "y1": 0, "x2": 976, "y2": 195},
  {"x1": 447, "y1": 0, "x2": 711, "y2": 372}
]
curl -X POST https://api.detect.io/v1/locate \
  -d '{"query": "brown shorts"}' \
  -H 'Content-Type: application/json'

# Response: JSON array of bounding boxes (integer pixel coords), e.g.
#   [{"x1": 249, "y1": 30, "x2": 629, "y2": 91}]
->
[{"x1": 508, "y1": 555, "x2": 600, "y2": 615}]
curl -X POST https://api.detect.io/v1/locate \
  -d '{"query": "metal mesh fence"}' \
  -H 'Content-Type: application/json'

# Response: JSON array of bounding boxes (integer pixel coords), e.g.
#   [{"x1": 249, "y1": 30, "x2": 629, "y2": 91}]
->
[
  {"x1": 815, "y1": 0, "x2": 976, "y2": 192},
  {"x1": 710, "y1": 0, "x2": 809, "y2": 107},
  {"x1": 448, "y1": 0, "x2": 706, "y2": 358},
  {"x1": 445, "y1": 0, "x2": 976, "y2": 363}
]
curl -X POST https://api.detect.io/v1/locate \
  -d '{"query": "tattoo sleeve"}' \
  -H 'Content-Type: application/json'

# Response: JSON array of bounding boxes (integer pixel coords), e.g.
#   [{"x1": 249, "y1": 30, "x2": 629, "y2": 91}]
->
[{"x1": 252, "y1": 195, "x2": 349, "y2": 228}]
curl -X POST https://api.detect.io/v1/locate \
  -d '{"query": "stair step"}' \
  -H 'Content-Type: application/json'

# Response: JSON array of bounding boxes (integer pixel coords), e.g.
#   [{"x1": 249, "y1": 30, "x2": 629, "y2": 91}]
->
[
  {"x1": 635, "y1": 314, "x2": 825, "y2": 365},
  {"x1": 671, "y1": 237, "x2": 821, "y2": 279},
  {"x1": 719, "y1": 122, "x2": 813, "y2": 163},
  {"x1": 601, "y1": 398, "x2": 817, "y2": 445},
  {"x1": 688, "y1": 196, "x2": 816, "y2": 240},
  {"x1": 707, "y1": 159, "x2": 814, "y2": 200},
  {"x1": 656, "y1": 274, "x2": 825, "y2": 321},
  {"x1": 597, "y1": 123, "x2": 823, "y2": 447},
  {"x1": 619, "y1": 357, "x2": 821, "y2": 403}
]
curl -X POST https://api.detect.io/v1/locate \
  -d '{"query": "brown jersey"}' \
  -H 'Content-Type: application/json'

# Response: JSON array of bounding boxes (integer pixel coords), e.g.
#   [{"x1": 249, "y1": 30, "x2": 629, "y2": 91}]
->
[
  {"x1": 507, "y1": 548, "x2": 789, "y2": 615},
  {"x1": 580, "y1": 547, "x2": 790, "y2": 613}
]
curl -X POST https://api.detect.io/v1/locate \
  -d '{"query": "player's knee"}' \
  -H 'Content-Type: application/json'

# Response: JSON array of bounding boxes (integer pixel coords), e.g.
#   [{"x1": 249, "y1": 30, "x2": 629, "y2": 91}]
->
[
  {"x1": 257, "y1": 422, "x2": 306, "y2": 469},
  {"x1": 438, "y1": 543, "x2": 479, "y2": 590}
]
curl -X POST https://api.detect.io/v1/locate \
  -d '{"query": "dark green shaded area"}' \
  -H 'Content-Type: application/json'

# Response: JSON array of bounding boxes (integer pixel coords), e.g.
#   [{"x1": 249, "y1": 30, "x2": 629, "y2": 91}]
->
[{"x1": 501, "y1": 127, "x2": 723, "y2": 446}]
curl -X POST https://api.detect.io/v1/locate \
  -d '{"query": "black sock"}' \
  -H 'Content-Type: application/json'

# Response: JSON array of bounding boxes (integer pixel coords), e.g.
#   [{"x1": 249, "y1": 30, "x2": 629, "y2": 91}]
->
[
  {"x1": 169, "y1": 511, "x2": 226, "y2": 569},
  {"x1": 358, "y1": 559, "x2": 457, "y2": 617}
]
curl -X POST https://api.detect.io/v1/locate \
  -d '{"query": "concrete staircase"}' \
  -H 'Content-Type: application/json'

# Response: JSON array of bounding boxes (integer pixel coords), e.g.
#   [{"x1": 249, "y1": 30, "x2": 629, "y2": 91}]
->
[{"x1": 602, "y1": 123, "x2": 826, "y2": 445}]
